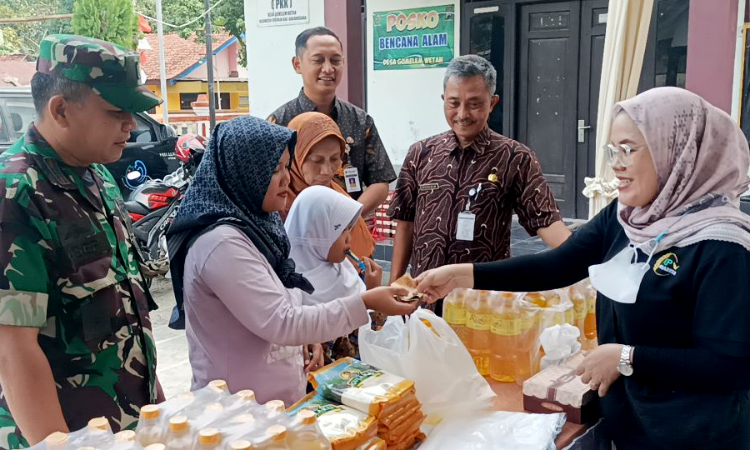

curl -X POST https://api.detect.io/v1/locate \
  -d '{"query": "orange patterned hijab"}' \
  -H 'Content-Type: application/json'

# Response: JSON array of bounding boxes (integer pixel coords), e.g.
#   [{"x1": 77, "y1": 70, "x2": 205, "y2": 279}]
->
[{"x1": 284, "y1": 112, "x2": 375, "y2": 258}]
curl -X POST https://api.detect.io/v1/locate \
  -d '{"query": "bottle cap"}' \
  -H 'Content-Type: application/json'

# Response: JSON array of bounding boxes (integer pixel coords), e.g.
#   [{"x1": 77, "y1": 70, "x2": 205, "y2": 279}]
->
[
  {"x1": 235, "y1": 389, "x2": 256, "y2": 402},
  {"x1": 45, "y1": 432, "x2": 68, "y2": 445},
  {"x1": 169, "y1": 415, "x2": 189, "y2": 431},
  {"x1": 265, "y1": 400, "x2": 285, "y2": 412},
  {"x1": 87, "y1": 417, "x2": 110, "y2": 431},
  {"x1": 145, "y1": 445, "x2": 166, "y2": 450},
  {"x1": 199, "y1": 428, "x2": 221, "y2": 444},
  {"x1": 140, "y1": 404, "x2": 160, "y2": 420},
  {"x1": 208, "y1": 379, "x2": 228, "y2": 391},
  {"x1": 114, "y1": 430, "x2": 136, "y2": 442},
  {"x1": 229, "y1": 440, "x2": 253, "y2": 450},
  {"x1": 234, "y1": 413, "x2": 255, "y2": 424},
  {"x1": 266, "y1": 425, "x2": 287, "y2": 441},
  {"x1": 297, "y1": 409, "x2": 316, "y2": 425}
]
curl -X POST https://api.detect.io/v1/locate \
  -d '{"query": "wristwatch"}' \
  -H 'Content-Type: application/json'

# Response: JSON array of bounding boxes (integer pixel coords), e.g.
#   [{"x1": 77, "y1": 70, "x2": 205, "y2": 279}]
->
[{"x1": 618, "y1": 345, "x2": 634, "y2": 376}]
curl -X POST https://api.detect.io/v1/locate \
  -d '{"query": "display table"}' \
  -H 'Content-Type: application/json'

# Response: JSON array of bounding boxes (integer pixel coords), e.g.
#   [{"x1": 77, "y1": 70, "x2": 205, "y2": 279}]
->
[{"x1": 489, "y1": 381, "x2": 593, "y2": 449}]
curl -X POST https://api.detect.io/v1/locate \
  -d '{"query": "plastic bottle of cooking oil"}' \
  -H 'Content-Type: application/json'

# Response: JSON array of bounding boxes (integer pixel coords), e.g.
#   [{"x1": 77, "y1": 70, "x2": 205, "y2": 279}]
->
[
  {"x1": 466, "y1": 289, "x2": 492, "y2": 376},
  {"x1": 164, "y1": 416, "x2": 192, "y2": 450},
  {"x1": 136, "y1": 405, "x2": 164, "y2": 446},
  {"x1": 514, "y1": 302, "x2": 540, "y2": 384},
  {"x1": 582, "y1": 280, "x2": 598, "y2": 349},
  {"x1": 256, "y1": 426, "x2": 291, "y2": 450},
  {"x1": 193, "y1": 428, "x2": 222, "y2": 450},
  {"x1": 443, "y1": 288, "x2": 468, "y2": 347},
  {"x1": 489, "y1": 292, "x2": 521, "y2": 382},
  {"x1": 288, "y1": 410, "x2": 331, "y2": 450}
]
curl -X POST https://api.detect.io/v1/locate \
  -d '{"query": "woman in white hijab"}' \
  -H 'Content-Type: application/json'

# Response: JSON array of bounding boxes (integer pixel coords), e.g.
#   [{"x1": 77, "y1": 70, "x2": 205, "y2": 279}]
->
[{"x1": 286, "y1": 186, "x2": 384, "y2": 361}]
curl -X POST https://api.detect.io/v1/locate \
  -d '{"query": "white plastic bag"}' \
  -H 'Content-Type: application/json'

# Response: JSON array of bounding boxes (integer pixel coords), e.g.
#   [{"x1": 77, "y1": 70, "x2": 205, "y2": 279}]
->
[
  {"x1": 539, "y1": 324, "x2": 582, "y2": 369},
  {"x1": 418, "y1": 410, "x2": 566, "y2": 450},
  {"x1": 358, "y1": 315, "x2": 408, "y2": 376},
  {"x1": 405, "y1": 309, "x2": 496, "y2": 417},
  {"x1": 359, "y1": 309, "x2": 496, "y2": 418}
]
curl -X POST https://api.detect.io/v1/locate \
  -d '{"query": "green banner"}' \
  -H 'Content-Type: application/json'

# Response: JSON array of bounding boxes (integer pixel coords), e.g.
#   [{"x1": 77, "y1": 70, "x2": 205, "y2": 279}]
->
[{"x1": 372, "y1": 5, "x2": 456, "y2": 71}]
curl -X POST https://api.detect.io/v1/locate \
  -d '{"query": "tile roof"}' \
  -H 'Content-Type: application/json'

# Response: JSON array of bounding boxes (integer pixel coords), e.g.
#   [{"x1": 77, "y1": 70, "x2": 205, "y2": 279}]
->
[
  {"x1": 141, "y1": 33, "x2": 234, "y2": 81},
  {"x1": 0, "y1": 55, "x2": 35, "y2": 87}
]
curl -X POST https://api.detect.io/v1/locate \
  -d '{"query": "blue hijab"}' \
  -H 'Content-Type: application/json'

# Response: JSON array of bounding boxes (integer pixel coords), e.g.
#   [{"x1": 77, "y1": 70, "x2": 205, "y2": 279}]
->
[{"x1": 167, "y1": 116, "x2": 313, "y2": 328}]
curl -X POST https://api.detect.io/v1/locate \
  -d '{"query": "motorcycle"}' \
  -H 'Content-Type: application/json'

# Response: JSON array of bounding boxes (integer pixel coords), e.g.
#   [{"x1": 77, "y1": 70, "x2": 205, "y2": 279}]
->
[{"x1": 123, "y1": 134, "x2": 206, "y2": 278}]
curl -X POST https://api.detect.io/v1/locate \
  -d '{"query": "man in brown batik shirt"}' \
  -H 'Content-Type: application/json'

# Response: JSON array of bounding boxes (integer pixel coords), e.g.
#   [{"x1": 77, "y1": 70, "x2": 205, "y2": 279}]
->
[{"x1": 388, "y1": 55, "x2": 571, "y2": 313}]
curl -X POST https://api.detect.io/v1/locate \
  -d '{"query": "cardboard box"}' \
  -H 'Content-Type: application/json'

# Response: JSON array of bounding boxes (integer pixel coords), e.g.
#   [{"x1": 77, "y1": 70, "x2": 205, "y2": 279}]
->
[{"x1": 522, "y1": 359, "x2": 599, "y2": 424}]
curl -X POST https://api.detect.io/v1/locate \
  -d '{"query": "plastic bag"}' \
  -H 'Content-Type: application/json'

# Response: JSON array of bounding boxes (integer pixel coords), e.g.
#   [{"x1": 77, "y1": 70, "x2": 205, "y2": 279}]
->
[
  {"x1": 404, "y1": 309, "x2": 496, "y2": 417},
  {"x1": 358, "y1": 315, "x2": 408, "y2": 376},
  {"x1": 359, "y1": 309, "x2": 496, "y2": 418},
  {"x1": 418, "y1": 410, "x2": 566, "y2": 450},
  {"x1": 539, "y1": 324, "x2": 581, "y2": 369}
]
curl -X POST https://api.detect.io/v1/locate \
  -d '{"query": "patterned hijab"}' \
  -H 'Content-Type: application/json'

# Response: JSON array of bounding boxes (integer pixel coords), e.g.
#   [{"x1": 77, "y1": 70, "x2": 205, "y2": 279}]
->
[
  {"x1": 284, "y1": 112, "x2": 376, "y2": 258},
  {"x1": 614, "y1": 87, "x2": 750, "y2": 250},
  {"x1": 166, "y1": 117, "x2": 313, "y2": 328}
]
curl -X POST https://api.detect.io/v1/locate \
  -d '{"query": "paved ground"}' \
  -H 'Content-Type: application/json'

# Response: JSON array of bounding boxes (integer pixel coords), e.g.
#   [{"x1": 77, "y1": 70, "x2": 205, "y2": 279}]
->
[{"x1": 151, "y1": 219, "x2": 569, "y2": 398}]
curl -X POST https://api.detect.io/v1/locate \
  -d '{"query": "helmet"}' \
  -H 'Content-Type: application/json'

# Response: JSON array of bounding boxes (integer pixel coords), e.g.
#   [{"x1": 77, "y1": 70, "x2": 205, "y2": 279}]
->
[{"x1": 175, "y1": 133, "x2": 207, "y2": 163}]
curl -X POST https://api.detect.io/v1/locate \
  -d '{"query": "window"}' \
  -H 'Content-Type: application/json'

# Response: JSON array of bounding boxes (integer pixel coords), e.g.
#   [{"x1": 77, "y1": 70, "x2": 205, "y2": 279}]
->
[
  {"x1": 640, "y1": 0, "x2": 690, "y2": 92},
  {"x1": 0, "y1": 113, "x2": 10, "y2": 143},
  {"x1": 180, "y1": 93, "x2": 200, "y2": 110},
  {"x1": 129, "y1": 115, "x2": 156, "y2": 144},
  {"x1": 4, "y1": 100, "x2": 36, "y2": 142},
  {"x1": 179, "y1": 92, "x2": 231, "y2": 110},
  {"x1": 740, "y1": 25, "x2": 750, "y2": 142},
  {"x1": 239, "y1": 96, "x2": 249, "y2": 108},
  {"x1": 654, "y1": 0, "x2": 689, "y2": 88}
]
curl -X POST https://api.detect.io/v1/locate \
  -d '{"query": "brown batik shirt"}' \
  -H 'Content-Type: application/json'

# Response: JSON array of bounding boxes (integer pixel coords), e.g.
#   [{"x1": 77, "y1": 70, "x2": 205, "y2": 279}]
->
[
  {"x1": 388, "y1": 127, "x2": 561, "y2": 278},
  {"x1": 268, "y1": 89, "x2": 397, "y2": 200}
]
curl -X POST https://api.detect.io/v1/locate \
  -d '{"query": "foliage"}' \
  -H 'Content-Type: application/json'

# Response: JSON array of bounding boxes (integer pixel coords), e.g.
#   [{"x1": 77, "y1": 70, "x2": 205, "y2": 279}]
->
[
  {"x1": 135, "y1": 0, "x2": 247, "y2": 65},
  {"x1": 0, "y1": 0, "x2": 73, "y2": 55},
  {"x1": 71, "y1": 0, "x2": 139, "y2": 49}
]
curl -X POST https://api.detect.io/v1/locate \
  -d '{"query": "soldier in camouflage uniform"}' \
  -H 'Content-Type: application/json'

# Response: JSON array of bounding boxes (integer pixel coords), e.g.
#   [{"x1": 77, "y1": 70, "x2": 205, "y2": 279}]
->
[{"x1": 0, "y1": 35, "x2": 163, "y2": 448}]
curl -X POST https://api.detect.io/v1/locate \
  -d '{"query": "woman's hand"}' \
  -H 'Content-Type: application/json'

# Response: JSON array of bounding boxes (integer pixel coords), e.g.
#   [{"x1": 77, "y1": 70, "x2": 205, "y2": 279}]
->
[
  {"x1": 576, "y1": 344, "x2": 623, "y2": 397},
  {"x1": 415, "y1": 264, "x2": 474, "y2": 301},
  {"x1": 362, "y1": 286, "x2": 421, "y2": 316},
  {"x1": 363, "y1": 257, "x2": 383, "y2": 290},
  {"x1": 303, "y1": 343, "x2": 325, "y2": 373}
]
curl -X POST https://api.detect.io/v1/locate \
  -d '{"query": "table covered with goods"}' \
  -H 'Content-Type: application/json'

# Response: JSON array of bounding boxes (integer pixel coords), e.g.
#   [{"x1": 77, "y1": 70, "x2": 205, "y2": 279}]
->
[{"x1": 32, "y1": 280, "x2": 602, "y2": 450}]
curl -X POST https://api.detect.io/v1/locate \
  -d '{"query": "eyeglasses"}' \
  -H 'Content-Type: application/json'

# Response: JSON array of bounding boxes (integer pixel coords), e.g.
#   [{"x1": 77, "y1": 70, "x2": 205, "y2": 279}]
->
[{"x1": 603, "y1": 143, "x2": 636, "y2": 167}]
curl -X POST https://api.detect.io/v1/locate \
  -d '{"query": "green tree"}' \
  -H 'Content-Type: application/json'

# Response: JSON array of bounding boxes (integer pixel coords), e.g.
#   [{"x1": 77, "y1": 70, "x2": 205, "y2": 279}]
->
[
  {"x1": 135, "y1": 0, "x2": 247, "y2": 65},
  {"x1": 0, "y1": 0, "x2": 73, "y2": 55},
  {"x1": 71, "y1": 0, "x2": 139, "y2": 49}
]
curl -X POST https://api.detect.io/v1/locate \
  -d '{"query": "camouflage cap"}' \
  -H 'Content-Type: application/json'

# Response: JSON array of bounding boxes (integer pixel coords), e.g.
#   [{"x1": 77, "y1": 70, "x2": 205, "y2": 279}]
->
[{"x1": 37, "y1": 34, "x2": 162, "y2": 113}]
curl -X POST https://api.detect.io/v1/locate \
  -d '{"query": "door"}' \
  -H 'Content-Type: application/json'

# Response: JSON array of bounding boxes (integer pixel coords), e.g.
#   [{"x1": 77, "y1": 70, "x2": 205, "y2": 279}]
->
[
  {"x1": 516, "y1": 1, "x2": 581, "y2": 218},
  {"x1": 461, "y1": 1, "x2": 509, "y2": 135},
  {"x1": 575, "y1": 0, "x2": 608, "y2": 218}
]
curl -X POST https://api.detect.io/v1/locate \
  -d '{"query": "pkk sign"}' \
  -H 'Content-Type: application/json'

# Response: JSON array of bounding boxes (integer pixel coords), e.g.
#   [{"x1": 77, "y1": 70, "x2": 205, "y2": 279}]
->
[
  {"x1": 373, "y1": 5, "x2": 455, "y2": 71},
  {"x1": 257, "y1": 0, "x2": 309, "y2": 27}
]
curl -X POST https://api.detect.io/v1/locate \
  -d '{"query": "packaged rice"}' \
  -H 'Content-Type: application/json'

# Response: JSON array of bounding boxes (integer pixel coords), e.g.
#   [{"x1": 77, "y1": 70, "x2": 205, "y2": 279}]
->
[
  {"x1": 288, "y1": 392, "x2": 377, "y2": 450},
  {"x1": 309, "y1": 358, "x2": 415, "y2": 416}
]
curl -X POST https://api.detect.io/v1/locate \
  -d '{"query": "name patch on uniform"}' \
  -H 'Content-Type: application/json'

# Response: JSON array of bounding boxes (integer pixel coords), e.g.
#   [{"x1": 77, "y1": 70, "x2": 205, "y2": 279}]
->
[
  {"x1": 58, "y1": 220, "x2": 112, "y2": 272},
  {"x1": 419, "y1": 183, "x2": 440, "y2": 192},
  {"x1": 653, "y1": 253, "x2": 679, "y2": 277}
]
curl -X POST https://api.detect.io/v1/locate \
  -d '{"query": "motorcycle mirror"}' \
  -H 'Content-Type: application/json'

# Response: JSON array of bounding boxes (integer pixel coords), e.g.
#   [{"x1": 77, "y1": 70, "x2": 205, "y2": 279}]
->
[{"x1": 126, "y1": 171, "x2": 142, "y2": 181}]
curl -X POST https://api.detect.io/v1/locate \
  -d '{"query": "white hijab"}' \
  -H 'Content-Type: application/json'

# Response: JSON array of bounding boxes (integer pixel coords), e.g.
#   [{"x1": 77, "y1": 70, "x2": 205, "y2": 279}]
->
[{"x1": 285, "y1": 186, "x2": 366, "y2": 305}]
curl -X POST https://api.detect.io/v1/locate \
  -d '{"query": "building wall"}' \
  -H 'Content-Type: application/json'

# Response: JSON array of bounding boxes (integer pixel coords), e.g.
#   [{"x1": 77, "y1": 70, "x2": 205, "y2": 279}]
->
[
  {"x1": 147, "y1": 82, "x2": 250, "y2": 114},
  {"x1": 366, "y1": 0, "x2": 461, "y2": 165},
  {"x1": 243, "y1": 0, "x2": 326, "y2": 119},
  {"x1": 686, "y1": 0, "x2": 740, "y2": 113},
  {"x1": 187, "y1": 42, "x2": 244, "y2": 79}
]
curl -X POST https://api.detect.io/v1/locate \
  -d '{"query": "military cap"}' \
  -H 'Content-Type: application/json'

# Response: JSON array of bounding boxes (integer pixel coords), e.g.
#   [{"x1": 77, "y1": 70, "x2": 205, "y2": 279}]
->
[{"x1": 37, "y1": 34, "x2": 162, "y2": 113}]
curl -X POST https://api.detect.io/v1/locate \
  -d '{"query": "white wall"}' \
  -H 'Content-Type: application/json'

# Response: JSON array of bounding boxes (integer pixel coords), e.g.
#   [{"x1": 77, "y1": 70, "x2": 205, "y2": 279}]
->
[
  {"x1": 244, "y1": 0, "x2": 326, "y2": 118},
  {"x1": 366, "y1": 0, "x2": 460, "y2": 166}
]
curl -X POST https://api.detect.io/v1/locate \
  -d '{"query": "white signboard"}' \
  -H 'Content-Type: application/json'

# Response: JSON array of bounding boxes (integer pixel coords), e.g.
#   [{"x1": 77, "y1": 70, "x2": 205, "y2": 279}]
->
[{"x1": 257, "y1": 0, "x2": 310, "y2": 27}]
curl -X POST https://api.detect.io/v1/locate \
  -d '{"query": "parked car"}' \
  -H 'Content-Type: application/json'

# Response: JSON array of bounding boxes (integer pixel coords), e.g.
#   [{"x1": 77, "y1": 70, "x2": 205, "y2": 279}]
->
[{"x1": 0, "y1": 87, "x2": 179, "y2": 196}]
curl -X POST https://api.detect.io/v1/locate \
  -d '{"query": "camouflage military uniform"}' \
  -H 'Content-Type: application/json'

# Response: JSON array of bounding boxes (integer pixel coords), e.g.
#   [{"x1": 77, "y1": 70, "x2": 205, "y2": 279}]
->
[{"x1": 0, "y1": 35, "x2": 161, "y2": 449}]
